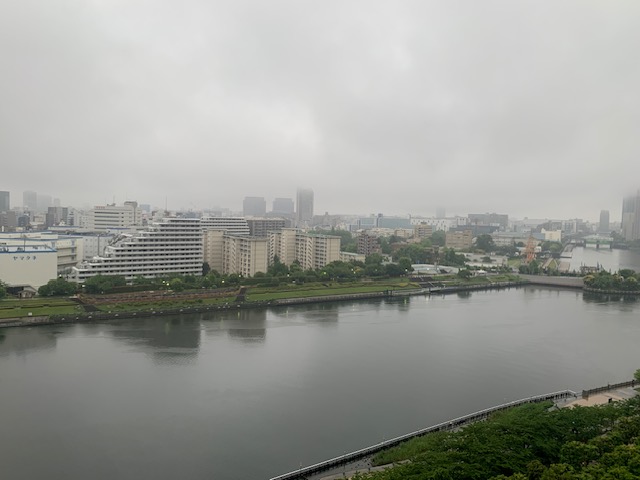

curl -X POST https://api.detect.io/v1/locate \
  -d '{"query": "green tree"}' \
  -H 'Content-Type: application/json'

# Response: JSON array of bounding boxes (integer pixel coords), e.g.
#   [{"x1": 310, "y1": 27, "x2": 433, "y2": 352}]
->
[
  {"x1": 169, "y1": 278, "x2": 185, "y2": 292},
  {"x1": 398, "y1": 257, "x2": 413, "y2": 273},
  {"x1": 202, "y1": 262, "x2": 211, "y2": 276},
  {"x1": 83, "y1": 275, "x2": 126, "y2": 294},
  {"x1": 431, "y1": 230, "x2": 446, "y2": 246},
  {"x1": 365, "y1": 253, "x2": 384, "y2": 265},
  {"x1": 457, "y1": 269, "x2": 473, "y2": 279},
  {"x1": 38, "y1": 278, "x2": 77, "y2": 297},
  {"x1": 441, "y1": 248, "x2": 467, "y2": 267},
  {"x1": 267, "y1": 256, "x2": 289, "y2": 277},
  {"x1": 475, "y1": 234, "x2": 495, "y2": 252},
  {"x1": 384, "y1": 263, "x2": 404, "y2": 276},
  {"x1": 0, "y1": 280, "x2": 7, "y2": 299}
]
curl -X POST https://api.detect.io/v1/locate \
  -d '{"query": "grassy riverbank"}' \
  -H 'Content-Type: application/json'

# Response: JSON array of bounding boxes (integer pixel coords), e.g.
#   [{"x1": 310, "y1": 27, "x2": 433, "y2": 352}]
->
[
  {"x1": 0, "y1": 298, "x2": 82, "y2": 319},
  {"x1": 0, "y1": 274, "x2": 524, "y2": 321}
]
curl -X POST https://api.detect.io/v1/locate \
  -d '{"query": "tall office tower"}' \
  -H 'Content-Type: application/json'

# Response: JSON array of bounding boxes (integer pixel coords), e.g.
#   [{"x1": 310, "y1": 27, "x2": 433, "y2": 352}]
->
[
  {"x1": 0, "y1": 191, "x2": 9, "y2": 212},
  {"x1": 435, "y1": 207, "x2": 446, "y2": 219},
  {"x1": 272, "y1": 197, "x2": 294, "y2": 215},
  {"x1": 296, "y1": 188, "x2": 314, "y2": 227},
  {"x1": 23, "y1": 190, "x2": 37, "y2": 211},
  {"x1": 621, "y1": 193, "x2": 640, "y2": 241},
  {"x1": 37, "y1": 194, "x2": 53, "y2": 212},
  {"x1": 243, "y1": 196, "x2": 267, "y2": 216},
  {"x1": 598, "y1": 210, "x2": 610, "y2": 233}
]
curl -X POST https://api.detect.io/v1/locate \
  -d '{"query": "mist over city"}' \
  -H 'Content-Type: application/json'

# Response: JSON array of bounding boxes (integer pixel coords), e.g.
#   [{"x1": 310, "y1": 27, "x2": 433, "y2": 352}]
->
[
  {"x1": 4, "y1": 3, "x2": 640, "y2": 480},
  {"x1": 2, "y1": 0, "x2": 640, "y2": 220}
]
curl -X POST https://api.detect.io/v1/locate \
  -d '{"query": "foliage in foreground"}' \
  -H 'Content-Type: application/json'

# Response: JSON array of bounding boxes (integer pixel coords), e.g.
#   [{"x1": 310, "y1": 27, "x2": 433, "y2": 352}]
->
[{"x1": 353, "y1": 396, "x2": 640, "y2": 480}]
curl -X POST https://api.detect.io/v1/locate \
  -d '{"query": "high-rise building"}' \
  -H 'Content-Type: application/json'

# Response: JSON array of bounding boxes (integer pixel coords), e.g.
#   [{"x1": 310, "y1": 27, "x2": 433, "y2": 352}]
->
[
  {"x1": 296, "y1": 188, "x2": 314, "y2": 227},
  {"x1": 223, "y1": 235, "x2": 268, "y2": 277},
  {"x1": 269, "y1": 228, "x2": 340, "y2": 270},
  {"x1": 46, "y1": 207, "x2": 69, "y2": 228},
  {"x1": 243, "y1": 197, "x2": 266, "y2": 216},
  {"x1": 357, "y1": 232, "x2": 381, "y2": 256},
  {"x1": 201, "y1": 217, "x2": 250, "y2": 235},
  {"x1": 622, "y1": 192, "x2": 640, "y2": 241},
  {"x1": 0, "y1": 191, "x2": 10, "y2": 212},
  {"x1": 435, "y1": 207, "x2": 446, "y2": 219},
  {"x1": 88, "y1": 202, "x2": 141, "y2": 231},
  {"x1": 71, "y1": 217, "x2": 203, "y2": 282},
  {"x1": 468, "y1": 213, "x2": 508, "y2": 229},
  {"x1": 246, "y1": 217, "x2": 287, "y2": 237},
  {"x1": 37, "y1": 194, "x2": 53, "y2": 212},
  {"x1": 203, "y1": 230, "x2": 268, "y2": 277},
  {"x1": 598, "y1": 210, "x2": 610, "y2": 233},
  {"x1": 23, "y1": 190, "x2": 37, "y2": 211},
  {"x1": 272, "y1": 197, "x2": 294, "y2": 215}
]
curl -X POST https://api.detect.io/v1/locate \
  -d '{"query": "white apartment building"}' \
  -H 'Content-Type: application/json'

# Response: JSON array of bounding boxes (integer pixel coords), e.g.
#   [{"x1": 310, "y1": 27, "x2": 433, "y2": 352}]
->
[
  {"x1": 409, "y1": 217, "x2": 468, "y2": 232},
  {"x1": 200, "y1": 217, "x2": 250, "y2": 236},
  {"x1": 70, "y1": 217, "x2": 203, "y2": 282},
  {"x1": 269, "y1": 228, "x2": 341, "y2": 270},
  {"x1": 86, "y1": 202, "x2": 142, "y2": 231}
]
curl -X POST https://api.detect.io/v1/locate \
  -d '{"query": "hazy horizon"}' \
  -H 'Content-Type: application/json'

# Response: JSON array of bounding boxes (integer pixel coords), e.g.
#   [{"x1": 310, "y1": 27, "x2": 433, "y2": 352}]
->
[{"x1": 3, "y1": 1, "x2": 640, "y2": 222}]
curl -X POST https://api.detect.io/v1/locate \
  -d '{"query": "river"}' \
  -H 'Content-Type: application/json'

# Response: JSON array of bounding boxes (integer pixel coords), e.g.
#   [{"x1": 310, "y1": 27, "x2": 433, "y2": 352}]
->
[
  {"x1": 2, "y1": 250, "x2": 640, "y2": 480},
  {"x1": 568, "y1": 245, "x2": 640, "y2": 272}
]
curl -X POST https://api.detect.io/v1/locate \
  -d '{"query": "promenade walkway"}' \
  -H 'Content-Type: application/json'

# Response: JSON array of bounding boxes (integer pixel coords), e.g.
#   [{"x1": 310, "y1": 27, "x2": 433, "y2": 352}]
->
[{"x1": 277, "y1": 383, "x2": 638, "y2": 480}]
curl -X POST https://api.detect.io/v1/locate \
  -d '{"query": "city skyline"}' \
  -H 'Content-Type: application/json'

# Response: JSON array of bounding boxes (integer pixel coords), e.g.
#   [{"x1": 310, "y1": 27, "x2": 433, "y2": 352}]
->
[
  {"x1": 2, "y1": 1, "x2": 640, "y2": 221},
  {"x1": 0, "y1": 186, "x2": 633, "y2": 223}
]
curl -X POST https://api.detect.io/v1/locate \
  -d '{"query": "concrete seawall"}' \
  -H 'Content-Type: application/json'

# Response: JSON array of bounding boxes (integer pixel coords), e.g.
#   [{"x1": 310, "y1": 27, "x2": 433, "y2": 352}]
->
[
  {"x1": 269, "y1": 390, "x2": 578, "y2": 480},
  {"x1": 519, "y1": 274, "x2": 584, "y2": 288}
]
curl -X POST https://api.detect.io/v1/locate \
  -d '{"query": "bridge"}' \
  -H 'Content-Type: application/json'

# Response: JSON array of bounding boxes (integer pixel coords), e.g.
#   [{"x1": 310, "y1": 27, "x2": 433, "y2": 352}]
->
[
  {"x1": 269, "y1": 390, "x2": 577, "y2": 480},
  {"x1": 582, "y1": 236, "x2": 614, "y2": 249}
]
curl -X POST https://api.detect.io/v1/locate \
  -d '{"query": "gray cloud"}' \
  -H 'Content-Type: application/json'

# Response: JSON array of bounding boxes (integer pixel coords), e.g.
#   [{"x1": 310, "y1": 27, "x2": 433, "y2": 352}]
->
[{"x1": 2, "y1": 0, "x2": 640, "y2": 220}]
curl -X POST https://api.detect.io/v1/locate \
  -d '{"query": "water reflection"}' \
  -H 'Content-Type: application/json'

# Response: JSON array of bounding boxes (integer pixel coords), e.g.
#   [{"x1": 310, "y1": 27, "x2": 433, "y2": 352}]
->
[
  {"x1": 384, "y1": 295, "x2": 413, "y2": 311},
  {"x1": 205, "y1": 309, "x2": 267, "y2": 343},
  {"x1": 109, "y1": 315, "x2": 201, "y2": 363},
  {"x1": 0, "y1": 327, "x2": 58, "y2": 357},
  {"x1": 583, "y1": 292, "x2": 640, "y2": 309}
]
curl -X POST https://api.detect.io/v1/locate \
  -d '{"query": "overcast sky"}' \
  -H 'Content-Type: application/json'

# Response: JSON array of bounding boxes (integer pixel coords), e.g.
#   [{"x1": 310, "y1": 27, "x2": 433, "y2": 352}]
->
[{"x1": 2, "y1": 1, "x2": 639, "y2": 221}]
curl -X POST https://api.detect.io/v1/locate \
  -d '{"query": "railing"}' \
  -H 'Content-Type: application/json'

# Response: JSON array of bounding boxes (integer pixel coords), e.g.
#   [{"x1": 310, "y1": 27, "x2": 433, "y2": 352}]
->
[
  {"x1": 582, "y1": 379, "x2": 637, "y2": 398},
  {"x1": 269, "y1": 390, "x2": 577, "y2": 480}
]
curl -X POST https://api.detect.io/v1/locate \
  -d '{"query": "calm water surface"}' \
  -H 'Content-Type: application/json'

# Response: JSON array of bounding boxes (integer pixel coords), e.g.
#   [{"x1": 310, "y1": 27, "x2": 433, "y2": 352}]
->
[
  {"x1": 2, "y1": 285, "x2": 640, "y2": 479},
  {"x1": 569, "y1": 246, "x2": 640, "y2": 272}
]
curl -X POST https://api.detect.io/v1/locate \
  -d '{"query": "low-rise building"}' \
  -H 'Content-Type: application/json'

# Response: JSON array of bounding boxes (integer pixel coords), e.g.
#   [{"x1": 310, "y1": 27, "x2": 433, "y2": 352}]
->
[
  {"x1": 0, "y1": 239, "x2": 57, "y2": 288},
  {"x1": 445, "y1": 230, "x2": 473, "y2": 250}
]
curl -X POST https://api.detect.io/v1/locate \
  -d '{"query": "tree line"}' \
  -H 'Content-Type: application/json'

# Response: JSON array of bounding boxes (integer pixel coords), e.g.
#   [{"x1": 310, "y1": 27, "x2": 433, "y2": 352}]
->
[{"x1": 354, "y1": 387, "x2": 640, "y2": 480}]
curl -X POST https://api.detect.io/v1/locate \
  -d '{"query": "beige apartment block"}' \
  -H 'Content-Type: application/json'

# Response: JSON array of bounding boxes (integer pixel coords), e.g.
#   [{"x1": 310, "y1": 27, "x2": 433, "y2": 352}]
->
[
  {"x1": 445, "y1": 230, "x2": 473, "y2": 250},
  {"x1": 223, "y1": 235, "x2": 268, "y2": 277},
  {"x1": 269, "y1": 228, "x2": 340, "y2": 270},
  {"x1": 203, "y1": 230, "x2": 225, "y2": 273}
]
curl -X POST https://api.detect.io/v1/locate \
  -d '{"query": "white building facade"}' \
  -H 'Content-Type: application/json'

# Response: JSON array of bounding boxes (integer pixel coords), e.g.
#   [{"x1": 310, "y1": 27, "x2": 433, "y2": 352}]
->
[
  {"x1": 71, "y1": 218, "x2": 203, "y2": 283},
  {"x1": 0, "y1": 239, "x2": 57, "y2": 288}
]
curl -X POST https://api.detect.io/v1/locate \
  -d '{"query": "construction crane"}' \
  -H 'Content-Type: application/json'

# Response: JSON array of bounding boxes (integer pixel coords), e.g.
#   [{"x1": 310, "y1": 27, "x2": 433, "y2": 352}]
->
[{"x1": 524, "y1": 235, "x2": 537, "y2": 264}]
